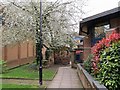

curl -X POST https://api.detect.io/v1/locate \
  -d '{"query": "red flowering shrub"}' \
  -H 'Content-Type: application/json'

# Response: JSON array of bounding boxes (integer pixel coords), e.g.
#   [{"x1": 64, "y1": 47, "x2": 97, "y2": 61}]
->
[
  {"x1": 91, "y1": 30, "x2": 120, "y2": 89},
  {"x1": 91, "y1": 31, "x2": 120, "y2": 73}
]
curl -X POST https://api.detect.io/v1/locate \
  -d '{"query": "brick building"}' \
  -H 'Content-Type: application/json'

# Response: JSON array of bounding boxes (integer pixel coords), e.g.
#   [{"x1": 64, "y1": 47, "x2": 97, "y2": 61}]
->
[{"x1": 79, "y1": 7, "x2": 120, "y2": 61}]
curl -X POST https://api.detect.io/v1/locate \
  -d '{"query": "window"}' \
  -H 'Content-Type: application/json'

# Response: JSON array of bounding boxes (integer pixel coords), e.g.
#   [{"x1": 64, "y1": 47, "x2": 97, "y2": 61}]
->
[{"x1": 92, "y1": 23, "x2": 110, "y2": 46}]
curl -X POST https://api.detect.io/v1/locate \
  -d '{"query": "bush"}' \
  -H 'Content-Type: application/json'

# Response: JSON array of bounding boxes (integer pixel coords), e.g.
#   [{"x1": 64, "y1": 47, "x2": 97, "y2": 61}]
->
[
  {"x1": 45, "y1": 49, "x2": 53, "y2": 60},
  {"x1": 91, "y1": 31, "x2": 120, "y2": 90},
  {"x1": 0, "y1": 60, "x2": 7, "y2": 73},
  {"x1": 97, "y1": 41, "x2": 120, "y2": 90},
  {"x1": 83, "y1": 54, "x2": 93, "y2": 74}
]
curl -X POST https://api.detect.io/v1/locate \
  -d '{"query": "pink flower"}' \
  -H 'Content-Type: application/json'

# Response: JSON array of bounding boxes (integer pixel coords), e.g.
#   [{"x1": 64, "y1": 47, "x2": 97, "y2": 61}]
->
[
  {"x1": 92, "y1": 62, "x2": 97, "y2": 68},
  {"x1": 104, "y1": 38, "x2": 110, "y2": 47},
  {"x1": 94, "y1": 56, "x2": 99, "y2": 62}
]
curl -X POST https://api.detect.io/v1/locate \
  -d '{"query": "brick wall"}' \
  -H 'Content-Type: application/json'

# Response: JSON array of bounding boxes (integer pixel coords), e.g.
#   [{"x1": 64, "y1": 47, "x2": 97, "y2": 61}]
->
[
  {"x1": 83, "y1": 35, "x2": 91, "y2": 61},
  {"x1": 80, "y1": 26, "x2": 91, "y2": 61},
  {"x1": 106, "y1": 17, "x2": 120, "y2": 37},
  {"x1": 2, "y1": 40, "x2": 35, "y2": 68}
]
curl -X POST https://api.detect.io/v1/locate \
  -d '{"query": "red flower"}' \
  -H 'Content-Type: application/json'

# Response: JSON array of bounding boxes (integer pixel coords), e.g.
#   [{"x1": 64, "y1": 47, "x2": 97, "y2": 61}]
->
[
  {"x1": 94, "y1": 56, "x2": 99, "y2": 62},
  {"x1": 91, "y1": 31, "x2": 120, "y2": 73},
  {"x1": 104, "y1": 38, "x2": 110, "y2": 47}
]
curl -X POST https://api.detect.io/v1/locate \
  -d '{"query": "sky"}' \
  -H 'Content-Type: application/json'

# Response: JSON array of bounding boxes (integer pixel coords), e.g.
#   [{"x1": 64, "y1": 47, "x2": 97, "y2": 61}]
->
[
  {"x1": 47, "y1": 0, "x2": 120, "y2": 18},
  {"x1": 83, "y1": 0, "x2": 120, "y2": 18},
  {"x1": 47, "y1": 0, "x2": 120, "y2": 31},
  {"x1": 1, "y1": 0, "x2": 119, "y2": 18},
  {"x1": 1, "y1": 0, "x2": 120, "y2": 32}
]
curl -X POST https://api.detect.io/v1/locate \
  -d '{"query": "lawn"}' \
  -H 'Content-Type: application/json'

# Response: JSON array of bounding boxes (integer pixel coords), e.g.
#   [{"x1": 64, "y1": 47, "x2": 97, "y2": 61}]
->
[
  {"x1": 1, "y1": 64, "x2": 56, "y2": 80},
  {"x1": 1, "y1": 84, "x2": 45, "y2": 90}
]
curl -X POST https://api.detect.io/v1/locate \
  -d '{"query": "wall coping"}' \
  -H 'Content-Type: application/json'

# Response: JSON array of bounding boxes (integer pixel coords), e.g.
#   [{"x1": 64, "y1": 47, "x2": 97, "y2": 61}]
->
[{"x1": 77, "y1": 64, "x2": 108, "y2": 90}]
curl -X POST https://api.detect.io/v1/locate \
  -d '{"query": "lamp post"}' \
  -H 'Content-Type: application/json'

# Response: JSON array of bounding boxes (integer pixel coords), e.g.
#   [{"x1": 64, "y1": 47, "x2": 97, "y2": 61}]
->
[{"x1": 39, "y1": 0, "x2": 42, "y2": 85}]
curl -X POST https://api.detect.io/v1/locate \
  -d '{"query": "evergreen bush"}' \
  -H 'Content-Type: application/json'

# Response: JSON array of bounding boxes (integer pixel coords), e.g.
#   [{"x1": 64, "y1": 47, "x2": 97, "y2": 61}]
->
[{"x1": 91, "y1": 31, "x2": 120, "y2": 90}]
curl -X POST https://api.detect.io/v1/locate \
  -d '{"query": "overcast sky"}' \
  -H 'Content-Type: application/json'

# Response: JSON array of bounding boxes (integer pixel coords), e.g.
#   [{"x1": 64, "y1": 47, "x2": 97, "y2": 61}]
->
[
  {"x1": 83, "y1": 0, "x2": 120, "y2": 18},
  {"x1": 47, "y1": 0, "x2": 120, "y2": 19},
  {"x1": 1, "y1": 0, "x2": 119, "y2": 32},
  {"x1": 47, "y1": 0, "x2": 120, "y2": 18},
  {"x1": 1, "y1": 0, "x2": 119, "y2": 18}
]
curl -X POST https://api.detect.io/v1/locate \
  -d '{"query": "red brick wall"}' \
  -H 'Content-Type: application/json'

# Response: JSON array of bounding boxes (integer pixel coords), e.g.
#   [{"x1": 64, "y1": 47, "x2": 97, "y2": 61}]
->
[
  {"x1": 2, "y1": 40, "x2": 35, "y2": 68},
  {"x1": 79, "y1": 26, "x2": 92, "y2": 61},
  {"x1": 2, "y1": 47, "x2": 5, "y2": 60},
  {"x1": 28, "y1": 41, "x2": 34, "y2": 57},
  {"x1": 6, "y1": 44, "x2": 19, "y2": 61},
  {"x1": 106, "y1": 17, "x2": 120, "y2": 37},
  {"x1": 20, "y1": 42, "x2": 27, "y2": 58},
  {"x1": 83, "y1": 34, "x2": 91, "y2": 61},
  {"x1": 2, "y1": 40, "x2": 48, "y2": 68}
]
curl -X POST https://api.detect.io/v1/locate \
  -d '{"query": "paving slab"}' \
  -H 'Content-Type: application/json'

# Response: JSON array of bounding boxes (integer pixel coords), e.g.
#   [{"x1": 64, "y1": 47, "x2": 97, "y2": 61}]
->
[{"x1": 47, "y1": 66, "x2": 83, "y2": 89}]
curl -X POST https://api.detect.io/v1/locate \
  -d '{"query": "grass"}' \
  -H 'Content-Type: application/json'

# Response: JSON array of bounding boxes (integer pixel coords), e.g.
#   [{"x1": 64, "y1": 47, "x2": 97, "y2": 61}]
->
[
  {"x1": 1, "y1": 84, "x2": 39, "y2": 88},
  {"x1": 1, "y1": 64, "x2": 56, "y2": 80},
  {"x1": 0, "y1": 84, "x2": 46, "y2": 90}
]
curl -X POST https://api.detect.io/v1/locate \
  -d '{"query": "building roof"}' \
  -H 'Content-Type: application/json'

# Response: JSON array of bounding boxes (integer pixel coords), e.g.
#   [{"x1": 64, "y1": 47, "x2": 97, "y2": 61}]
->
[
  {"x1": 81, "y1": 7, "x2": 120, "y2": 24},
  {"x1": 79, "y1": 7, "x2": 120, "y2": 35}
]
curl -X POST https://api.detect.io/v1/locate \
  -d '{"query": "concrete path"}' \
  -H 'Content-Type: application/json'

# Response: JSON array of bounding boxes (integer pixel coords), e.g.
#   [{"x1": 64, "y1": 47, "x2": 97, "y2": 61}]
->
[{"x1": 47, "y1": 66, "x2": 83, "y2": 89}]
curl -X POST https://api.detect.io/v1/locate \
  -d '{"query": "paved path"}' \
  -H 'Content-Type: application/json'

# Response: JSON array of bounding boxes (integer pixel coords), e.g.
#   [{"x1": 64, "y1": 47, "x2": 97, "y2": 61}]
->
[{"x1": 47, "y1": 66, "x2": 83, "y2": 89}]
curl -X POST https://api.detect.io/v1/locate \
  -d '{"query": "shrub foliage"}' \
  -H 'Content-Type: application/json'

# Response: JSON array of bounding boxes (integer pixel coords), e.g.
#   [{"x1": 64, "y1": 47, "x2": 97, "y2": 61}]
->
[
  {"x1": 0, "y1": 60, "x2": 7, "y2": 73},
  {"x1": 91, "y1": 30, "x2": 120, "y2": 90},
  {"x1": 97, "y1": 41, "x2": 120, "y2": 89},
  {"x1": 83, "y1": 54, "x2": 93, "y2": 74}
]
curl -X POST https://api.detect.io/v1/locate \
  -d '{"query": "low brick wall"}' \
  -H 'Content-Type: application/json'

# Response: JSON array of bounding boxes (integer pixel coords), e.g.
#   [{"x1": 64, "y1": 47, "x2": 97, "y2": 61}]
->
[{"x1": 77, "y1": 64, "x2": 108, "y2": 90}]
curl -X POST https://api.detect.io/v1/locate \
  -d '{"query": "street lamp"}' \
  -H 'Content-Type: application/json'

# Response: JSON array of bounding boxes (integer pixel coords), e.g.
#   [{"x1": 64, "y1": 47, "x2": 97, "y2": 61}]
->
[{"x1": 39, "y1": 0, "x2": 42, "y2": 85}]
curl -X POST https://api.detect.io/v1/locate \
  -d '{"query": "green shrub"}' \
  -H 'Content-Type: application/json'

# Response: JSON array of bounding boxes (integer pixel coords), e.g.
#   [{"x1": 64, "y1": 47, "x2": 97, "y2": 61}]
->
[
  {"x1": 45, "y1": 49, "x2": 53, "y2": 60},
  {"x1": 96, "y1": 41, "x2": 120, "y2": 90},
  {"x1": 83, "y1": 54, "x2": 93, "y2": 74},
  {"x1": 91, "y1": 31, "x2": 120, "y2": 90},
  {"x1": 0, "y1": 60, "x2": 7, "y2": 73}
]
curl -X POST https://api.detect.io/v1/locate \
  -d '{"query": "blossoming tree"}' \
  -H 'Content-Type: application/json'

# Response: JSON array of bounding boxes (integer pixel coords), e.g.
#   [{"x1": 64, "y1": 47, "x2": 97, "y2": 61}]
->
[{"x1": 1, "y1": 0, "x2": 86, "y2": 48}]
